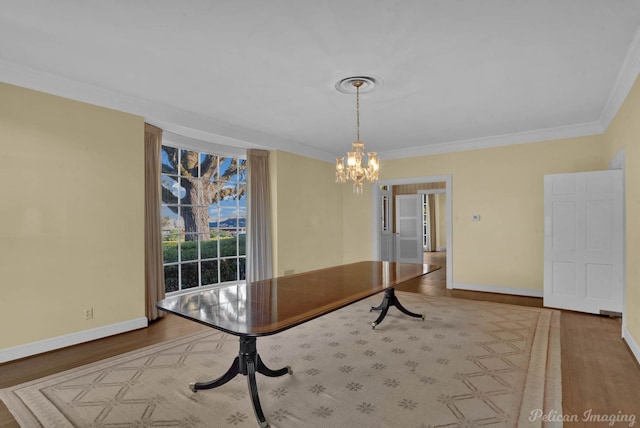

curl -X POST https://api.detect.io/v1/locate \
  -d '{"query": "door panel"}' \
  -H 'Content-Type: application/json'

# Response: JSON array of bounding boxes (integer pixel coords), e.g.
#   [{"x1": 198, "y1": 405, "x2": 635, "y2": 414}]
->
[
  {"x1": 395, "y1": 195, "x2": 423, "y2": 264},
  {"x1": 544, "y1": 170, "x2": 623, "y2": 314}
]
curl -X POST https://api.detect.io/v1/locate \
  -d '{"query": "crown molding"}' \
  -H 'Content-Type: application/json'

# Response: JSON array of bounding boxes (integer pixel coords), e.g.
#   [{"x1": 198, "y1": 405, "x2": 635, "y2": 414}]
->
[
  {"x1": 2, "y1": 50, "x2": 636, "y2": 164},
  {"x1": 599, "y1": 25, "x2": 640, "y2": 129},
  {"x1": 0, "y1": 59, "x2": 335, "y2": 161},
  {"x1": 379, "y1": 121, "x2": 605, "y2": 160}
]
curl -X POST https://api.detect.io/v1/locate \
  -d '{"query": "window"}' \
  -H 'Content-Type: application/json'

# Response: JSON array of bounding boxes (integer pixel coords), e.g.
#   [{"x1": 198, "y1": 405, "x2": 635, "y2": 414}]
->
[{"x1": 160, "y1": 145, "x2": 246, "y2": 294}]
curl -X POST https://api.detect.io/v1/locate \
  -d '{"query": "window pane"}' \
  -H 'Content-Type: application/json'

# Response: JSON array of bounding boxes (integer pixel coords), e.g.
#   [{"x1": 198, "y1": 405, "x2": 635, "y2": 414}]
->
[
  {"x1": 238, "y1": 234, "x2": 246, "y2": 257},
  {"x1": 162, "y1": 240, "x2": 179, "y2": 263},
  {"x1": 220, "y1": 258, "x2": 238, "y2": 282},
  {"x1": 179, "y1": 177, "x2": 200, "y2": 203},
  {"x1": 218, "y1": 157, "x2": 235, "y2": 181},
  {"x1": 181, "y1": 262, "x2": 199, "y2": 289},
  {"x1": 201, "y1": 260, "x2": 218, "y2": 285},
  {"x1": 220, "y1": 183, "x2": 237, "y2": 200},
  {"x1": 200, "y1": 154, "x2": 218, "y2": 180},
  {"x1": 180, "y1": 150, "x2": 200, "y2": 177},
  {"x1": 161, "y1": 175, "x2": 184, "y2": 202},
  {"x1": 220, "y1": 232, "x2": 237, "y2": 257},
  {"x1": 181, "y1": 234, "x2": 199, "y2": 261},
  {"x1": 220, "y1": 203, "x2": 239, "y2": 229},
  {"x1": 162, "y1": 206, "x2": 183, "y2": 233},
  {"x1": 201, "y1": 237, "x2": 218, "y2": 259},
  {"x1": 238, "y1": 257, "x2": 246, "y2": 281},
  {"x1": 161, "y1": 146, "x2": 178, "y2": 174},
  {"x1": 164, "y1": 265, "x2": 178, "y2": 293}
]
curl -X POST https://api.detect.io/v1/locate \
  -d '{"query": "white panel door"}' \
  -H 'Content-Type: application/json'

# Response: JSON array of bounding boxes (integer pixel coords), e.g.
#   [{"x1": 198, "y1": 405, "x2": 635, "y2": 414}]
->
[
  {"x1": 395, "y1": 195, "x2": 423, "y2": 264},
  {"x1": 543, "y1": 170, "x2": 623, "y2": 314}
]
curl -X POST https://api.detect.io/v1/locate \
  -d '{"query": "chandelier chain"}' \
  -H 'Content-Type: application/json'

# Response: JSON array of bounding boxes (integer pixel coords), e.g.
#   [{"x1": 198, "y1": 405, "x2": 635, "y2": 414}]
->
[{"x1": 356, "y1": 83, "x2": 360, "y2": 142}]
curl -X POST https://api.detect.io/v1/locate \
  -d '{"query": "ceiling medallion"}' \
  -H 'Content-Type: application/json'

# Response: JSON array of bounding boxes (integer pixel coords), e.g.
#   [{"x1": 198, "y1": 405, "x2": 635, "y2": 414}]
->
[{"x1": 334, "y1": 76, "x2": 381, "y2": 94}]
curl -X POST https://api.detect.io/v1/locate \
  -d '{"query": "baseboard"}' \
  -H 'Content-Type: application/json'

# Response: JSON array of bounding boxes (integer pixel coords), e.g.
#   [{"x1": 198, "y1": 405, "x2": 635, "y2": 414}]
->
[
  {"x1": 623, "y1": 325, "x2": 640, "y2": 365},
  {"x1": 453, "y1": 282, "x2": 543, "y2": 298},
  {"x1": 0, "y1": 317, "x2": 148, "y2": 364}
]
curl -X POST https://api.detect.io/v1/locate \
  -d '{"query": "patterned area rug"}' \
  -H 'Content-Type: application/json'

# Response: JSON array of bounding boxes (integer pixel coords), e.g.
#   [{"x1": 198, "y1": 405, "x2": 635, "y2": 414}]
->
[{"x1": 0, "y1": 292, "x2": 561, "y2": 428}]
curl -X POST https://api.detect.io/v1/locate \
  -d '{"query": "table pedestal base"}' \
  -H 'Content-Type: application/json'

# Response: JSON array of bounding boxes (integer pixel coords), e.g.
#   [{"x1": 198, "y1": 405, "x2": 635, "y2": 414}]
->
[
  {"x1": 190, "y1": 336, "x2": 291, "y2": 428},
  {"x1": 370, "y1": 288, "x2": 425, "y2": 329}
]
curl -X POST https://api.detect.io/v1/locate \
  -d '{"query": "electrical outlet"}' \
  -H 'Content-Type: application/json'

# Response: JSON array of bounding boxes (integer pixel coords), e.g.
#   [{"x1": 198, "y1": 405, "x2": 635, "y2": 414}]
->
[{"x1": 84, "y1": 308, "x2": 93, "y2": 320}]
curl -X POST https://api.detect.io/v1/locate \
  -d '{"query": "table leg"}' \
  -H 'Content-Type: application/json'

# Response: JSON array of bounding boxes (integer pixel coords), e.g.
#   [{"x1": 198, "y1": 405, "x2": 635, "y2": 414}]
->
[
  {"x1": 246, "y1": 357, "x2": 269, "y2": 428},
  {"x1": 370, "y1": 288, "x2": 425, "y2": 329},
  {"x1": 190, "y1": 336, "x2": 292, "y2": 428},
  {"x1": 189, "y1": 357, "x2": 239, "y2": 391},
  {"x1": 257, "y1": 354, "x2": 292, "y2": 377}
]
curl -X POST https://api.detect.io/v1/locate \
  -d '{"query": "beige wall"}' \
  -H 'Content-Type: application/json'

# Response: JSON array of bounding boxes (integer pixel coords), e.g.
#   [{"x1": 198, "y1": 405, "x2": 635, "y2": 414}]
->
[
  {"x1": 341, "y1": 136, "x2": 607, "y2": 290},
  {"x1": 269, "y1": 150, "x2": 344, "y2": 275},
  {"x1": 603, "y1": 74, "x2": 640, "y2": 345},
  {"x1": 341, "y1": 182, "x2": 374, "y2": 263},
  {"x1": 0, "y1": 83, "x2": 145, "y2": 350}
]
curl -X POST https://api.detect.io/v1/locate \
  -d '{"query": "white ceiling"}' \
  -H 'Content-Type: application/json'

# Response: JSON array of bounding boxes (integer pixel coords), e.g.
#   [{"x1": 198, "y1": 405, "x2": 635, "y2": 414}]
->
[{"x1": 2, "y1": 0, "x2": 640, "y2": 161}]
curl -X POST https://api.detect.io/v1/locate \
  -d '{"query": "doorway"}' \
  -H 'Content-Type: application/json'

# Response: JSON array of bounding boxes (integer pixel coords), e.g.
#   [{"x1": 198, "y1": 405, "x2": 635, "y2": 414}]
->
[{"x1": 372, "y1": 175, "x2": 453, "y2": 289}]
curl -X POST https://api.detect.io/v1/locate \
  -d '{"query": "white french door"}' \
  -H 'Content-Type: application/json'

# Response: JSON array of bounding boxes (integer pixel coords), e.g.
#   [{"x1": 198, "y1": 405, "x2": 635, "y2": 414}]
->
[
  {"x1": 395, "y1": 194, "x2": 423, "y2": 264},
  {"x1": 543, "y1": 170, "x2": 623, "y2": 314}
]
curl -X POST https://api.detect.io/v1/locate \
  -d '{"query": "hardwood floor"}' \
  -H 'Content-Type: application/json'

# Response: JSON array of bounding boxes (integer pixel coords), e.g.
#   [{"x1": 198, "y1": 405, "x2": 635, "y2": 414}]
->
[{"x1": 2, "y1": 268, "x2": 640, "y2": 427}]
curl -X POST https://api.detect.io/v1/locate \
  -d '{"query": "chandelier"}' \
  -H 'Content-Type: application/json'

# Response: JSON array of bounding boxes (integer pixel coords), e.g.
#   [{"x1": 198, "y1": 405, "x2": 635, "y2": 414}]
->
[{"x1": 335, "y1": 77, "x2": 380, "y2": 194}]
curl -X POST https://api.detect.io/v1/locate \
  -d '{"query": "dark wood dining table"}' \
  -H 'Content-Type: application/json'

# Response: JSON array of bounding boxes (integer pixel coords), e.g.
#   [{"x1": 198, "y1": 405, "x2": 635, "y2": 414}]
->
[{"x1": 156, "y1": 261, "x2": 439, "y2": 427}]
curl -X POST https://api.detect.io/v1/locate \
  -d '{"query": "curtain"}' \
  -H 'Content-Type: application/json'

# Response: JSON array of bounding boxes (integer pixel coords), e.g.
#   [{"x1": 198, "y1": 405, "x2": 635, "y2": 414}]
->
[
  {"x1": 144, "y1": 123, "x2": 165, "y2": 321},
  {"x1": 427, "y1": 194, "x2": 437, "y2": 252},
  {"x1": 246, "y1": 149, "x2": 273, "y2": 282}
]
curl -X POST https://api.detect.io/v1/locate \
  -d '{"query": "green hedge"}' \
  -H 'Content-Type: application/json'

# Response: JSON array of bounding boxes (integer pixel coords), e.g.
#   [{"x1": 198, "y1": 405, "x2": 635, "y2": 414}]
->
[
  {"x1": 163, "y1": 234, "x2": 245, "y2": 263},
  {"x1": 162, "y1": 234, "x2": 246, "y2": 293}
]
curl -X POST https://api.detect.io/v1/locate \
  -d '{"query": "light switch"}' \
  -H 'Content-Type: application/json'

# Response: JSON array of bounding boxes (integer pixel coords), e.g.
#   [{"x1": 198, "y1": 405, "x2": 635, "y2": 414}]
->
[{"x1": 471, "y1": 215, "x2": 481, "y2": 221}]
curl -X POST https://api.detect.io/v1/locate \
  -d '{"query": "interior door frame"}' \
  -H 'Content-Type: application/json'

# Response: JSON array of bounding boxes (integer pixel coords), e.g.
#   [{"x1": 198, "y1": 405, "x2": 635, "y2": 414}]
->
[
  {"x1": 372, "y1": 175, "x2": 453, "y2": 289},
  {"x1": 609, "y1": 148, "x2": 626, "y2": 337}
]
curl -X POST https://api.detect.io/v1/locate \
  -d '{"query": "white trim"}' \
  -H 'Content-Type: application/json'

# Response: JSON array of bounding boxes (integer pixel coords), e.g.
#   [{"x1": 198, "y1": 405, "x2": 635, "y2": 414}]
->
[
  {"x1": 379, "y1": 121, "x2": 604, "y2": 161},
  {"x1": 0, "y1": 318, "x2": 148, "y2": 364},
  {"x1": 600, "y1": 25, "x2": 640, "y2": 130},
  {"x1": 453, "y1": 282, "x2": 543, "y2": 298},
  {"x1": 609, "y1": 149, "x2": 627, "y2": 338},
  {"x1": 162, "y1": 132, "x2": 247, "y2": 158},
  {"x1": 623, "y1": 325, "x2": 640, "y2": 365},
  {"x1": 372, "y1": 175, "x2": 453, "y2": 290},
  {"x1": 417, "y1": 189, "x2": 446, "y2": 195}
]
